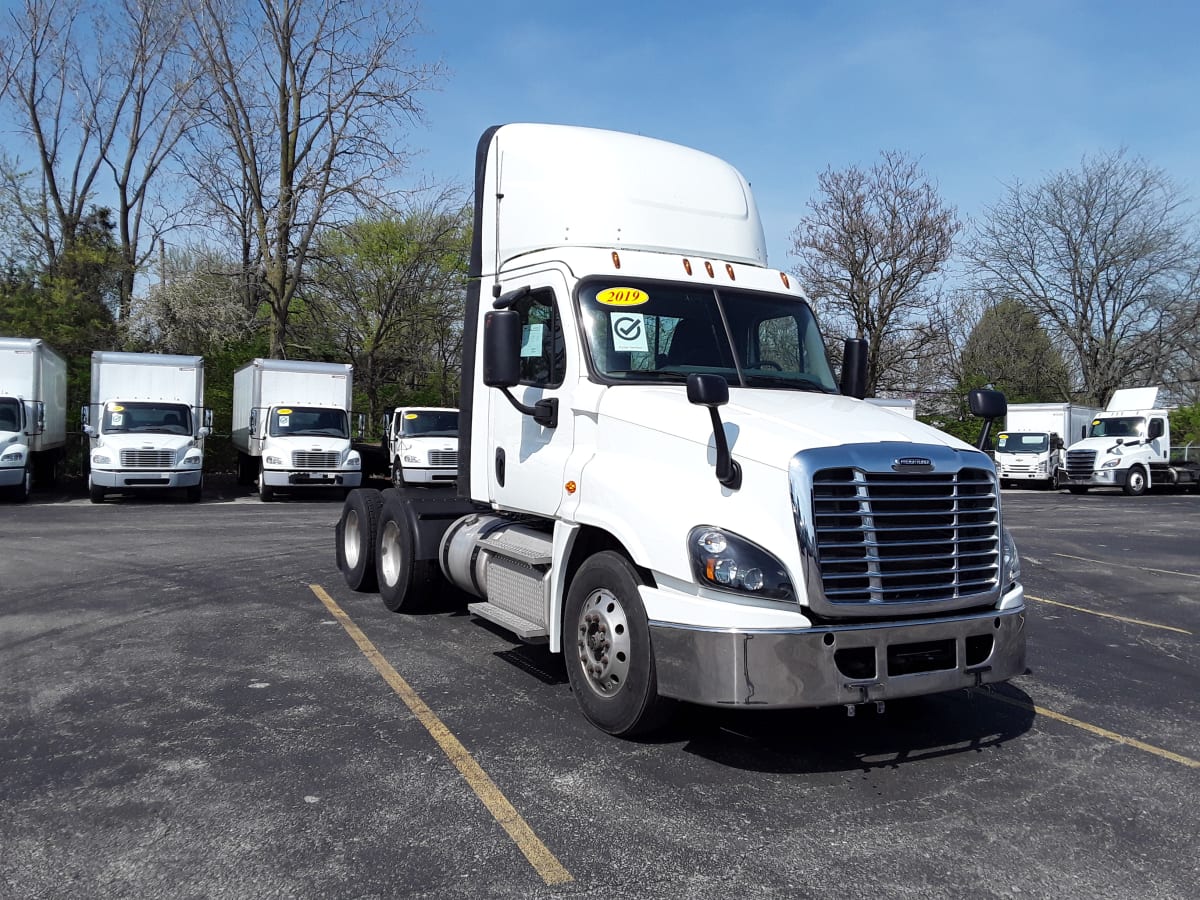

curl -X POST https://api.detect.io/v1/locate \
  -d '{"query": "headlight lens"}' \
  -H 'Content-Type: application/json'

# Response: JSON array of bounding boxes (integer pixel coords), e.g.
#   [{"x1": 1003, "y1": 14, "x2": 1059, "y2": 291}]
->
[
  {"x1": 1102, "y1": 458, "x2": 1121, "y2": 469},
  {"x1": 1, "y1": 450, "x2": 23, "y2": 463},
  {"x1": 181, "y1": 453, "x2": 202, "y2": 467},
  {"x1": 1001, "y1": 526, "x2": 1021, "y2": 589},
  {"x1": 688, "y1": 526, "x2": 794, "y2": 601},
  {"x1": 345, "y1": 455, "x2": 361, "y2": 469},
  {"x1": 93, "y1": 453, "x2": 111, "y2": 465},
  {"x1": 403, "y1": 454, "x2": 421, "y2": 464},
  {"x1": 265, "y1": 455, "x2": 283, "y2": 466}
]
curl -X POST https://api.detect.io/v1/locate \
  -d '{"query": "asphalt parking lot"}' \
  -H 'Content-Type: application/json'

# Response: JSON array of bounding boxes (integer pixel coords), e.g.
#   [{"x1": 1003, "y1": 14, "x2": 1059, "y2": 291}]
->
[{"x1": 2, "y1": 480, "x2": 1197, "y2": 899}]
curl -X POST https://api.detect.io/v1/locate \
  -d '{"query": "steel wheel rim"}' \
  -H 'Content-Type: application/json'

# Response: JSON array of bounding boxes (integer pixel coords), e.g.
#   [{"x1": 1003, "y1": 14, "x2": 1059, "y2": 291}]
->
[
  {"x1": 379, "y1": 519, "x2": 402, "y2": 586},
  {"x1": 576, "y1": 587, "x2": 631, "y2": 698},
  {"x1": 343, "y1": 509, "x2": 361, "y2": 568},
  {"x1": 1130, "y1": 470, "x2": 1145, "y2": 492}
]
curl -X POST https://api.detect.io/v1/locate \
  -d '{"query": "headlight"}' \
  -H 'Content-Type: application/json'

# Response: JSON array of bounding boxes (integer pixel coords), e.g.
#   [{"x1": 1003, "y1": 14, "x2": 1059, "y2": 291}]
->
[
  {"x1": 1102, "y1": 458, "x2": 1122, "y2": 469},
  {"x1": 1001, "y1": 526, "x2": 1021, "y2": 589},
  {"x1": 93, "y1": 453, "x2": 111, "y2": 465},
  {"x1": 265, "y1": 455, "x2": 283, "y2": 466},
  {"x1": 0, "y1": 450, "x2": 24, "y2": 463},
  {"x1": 403, "y1": 454, "x2": 421, "y2": 464},
  {"x1": 688, "y1": 526, "x2": 794, "y2": 602},
  {"x1": 181, "y1": 452, "x2": 202, "y2": 467},
  {"x1": 345, "y1": 455, "x2": 361, "y2": 469}
]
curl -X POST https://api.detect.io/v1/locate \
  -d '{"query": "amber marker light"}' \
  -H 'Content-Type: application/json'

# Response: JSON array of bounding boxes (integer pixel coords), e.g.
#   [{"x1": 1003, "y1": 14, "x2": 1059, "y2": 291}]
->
[
  {"x1": 780, "y1": 272, "x2": 790, "y2": 289},
  {"x1": 612, "y1": 251, "x2": 621, "y2": 269},
  {"x1": 565, "y1": 481, "x2": 577, "y2": 495},
  {"x1": 725, "y1": 264, "x2": 735, "y2": 280},
  {"x1": 704, "y1": 261, "x2": 714, "y2": 277},
  {"x1": 683, "y1": 258, "x2": 693, "y2": 275}
]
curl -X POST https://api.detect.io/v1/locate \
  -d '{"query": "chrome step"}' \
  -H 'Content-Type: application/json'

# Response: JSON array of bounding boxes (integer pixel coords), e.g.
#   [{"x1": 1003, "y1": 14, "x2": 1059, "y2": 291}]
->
[{"x1": 468, "y1": 601, "x2": 549, "y2": 641}]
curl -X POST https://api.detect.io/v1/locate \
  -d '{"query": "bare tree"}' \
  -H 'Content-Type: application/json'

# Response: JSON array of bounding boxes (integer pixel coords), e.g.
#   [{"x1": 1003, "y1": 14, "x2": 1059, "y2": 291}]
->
[
  {"x1": 967, "y1": 150, "x2": 1200, "y2": 406},
  {"x1": 182, "y1": 0, "x2": 444, "y2": 359},
  {"x1": 790, "y1": 151, "x2": 961, "y2": 396},
  {"x1": 0, "y1": 0, "x2": 196, "y2": 319}
]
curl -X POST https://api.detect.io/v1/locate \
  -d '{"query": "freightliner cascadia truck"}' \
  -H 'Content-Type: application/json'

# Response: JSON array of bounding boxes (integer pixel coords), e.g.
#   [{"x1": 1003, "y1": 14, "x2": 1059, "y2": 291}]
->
[{"x1": 334, "y1": 124, "x2": 1026, "y2": 736}]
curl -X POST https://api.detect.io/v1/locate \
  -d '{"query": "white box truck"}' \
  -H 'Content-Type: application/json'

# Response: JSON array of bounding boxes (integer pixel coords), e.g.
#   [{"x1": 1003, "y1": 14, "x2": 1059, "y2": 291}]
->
[
  {"x1": 83, "y1": 352, "x2": 211, "y2": 503},
  {"x1": 334, "y1": 124, "x2": 1026, "y2": 736},
  {"x1": 995, "y1": 402, "x2": 1097, "y2": 489},
  {"x1": 232, "y1": 359, "x2": 363, "y2": 501},
  {"x1": 1063, "y1": 386, "x2": 1200, "y2": 495},
  {"x1": 0, "y1": 337, "x2": 68, "y2": 502},
  {"x1": 382, "y1": 406, "x2": 459, "y2": 487}
]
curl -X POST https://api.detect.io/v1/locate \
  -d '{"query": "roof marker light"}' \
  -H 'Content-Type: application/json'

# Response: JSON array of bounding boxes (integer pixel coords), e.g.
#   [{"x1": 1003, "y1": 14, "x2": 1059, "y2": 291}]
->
[
  {"x1": 683, "y1": 259, "x2": 692, "y2": 275},
  {"x1": 780, "y1": 272, "x2": 790, "y2": 289},
  {"x1": 725, "y1": 264, "x2": 735, "y2": 280},
  {"x1": 704, "y1": 261, "x2": 714, "y2": 278},
  {"x1": 612, "y1": 251, "x2": 621, "y2": 269}
]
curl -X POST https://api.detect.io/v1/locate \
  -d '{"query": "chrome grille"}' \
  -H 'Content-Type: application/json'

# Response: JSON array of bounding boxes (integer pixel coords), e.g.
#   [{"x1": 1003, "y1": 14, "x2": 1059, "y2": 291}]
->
[
  {"x1": 293, "y1": 451, "x2": 339, "y2": 469},
  {"x1": 811, "y1": 467, "x2": 999, "y2": 605},
  {"x1": 120, "y1": 449, "x2": 174, "y2": 468},
  {"x1": 429, "y1": 450, "x2": 458, "y2": 468},
  {"x1": 1065, "y1": 449, "x2": 1096, "y2": 478}
]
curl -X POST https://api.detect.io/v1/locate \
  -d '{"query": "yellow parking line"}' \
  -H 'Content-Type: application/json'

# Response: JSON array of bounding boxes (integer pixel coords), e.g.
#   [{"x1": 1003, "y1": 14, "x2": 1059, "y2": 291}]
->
[
  {"x1": 981, "y1": 689, "x2": 1199, "y2": 769},
  {"x1": 1027, "y1": 594, "x2": 1192, "y2": 635},
  {"x1": 309, "y1": 584, "x2": 573, "y2": 886},
  {"x1": 1053, "y1": 552, "x2": 1200, "y2": 580}
]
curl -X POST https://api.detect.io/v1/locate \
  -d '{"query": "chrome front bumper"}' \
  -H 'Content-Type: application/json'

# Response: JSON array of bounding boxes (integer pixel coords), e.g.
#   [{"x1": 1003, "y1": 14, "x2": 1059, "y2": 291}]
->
[{"x1": 650, "y1": 604, "x2": 1027, "y2": 708}]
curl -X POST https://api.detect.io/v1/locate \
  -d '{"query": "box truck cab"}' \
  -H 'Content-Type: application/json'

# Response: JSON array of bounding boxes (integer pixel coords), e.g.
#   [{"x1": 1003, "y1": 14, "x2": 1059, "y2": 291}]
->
[
  {"x1": 83, "y1": 352, "x2": 211, "y2": 503},
  {"x1": 382, "y1": 406, "x2": 459, "y2": 486},
  {"x1": 0, "y1": 337, "x2": 68, "y2": 502},
  {"x1": 232, "y1": 359, "x2": 363, "y2": 501},
  {"x1": 995, "y1": 402, "x2": 1097, "y2": 489},
  {"x1": 335, "y1": 124, "x2": 1025, "y2": 737},
  {"x1": 1064, "y1": 387, "x2": 1200, "y2": 495}
]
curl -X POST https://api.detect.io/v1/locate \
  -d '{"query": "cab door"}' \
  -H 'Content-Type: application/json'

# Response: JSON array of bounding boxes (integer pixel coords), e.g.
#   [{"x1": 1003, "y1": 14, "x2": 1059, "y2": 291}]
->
[{"x1": 487, "y1": 272, "x2": 576, "y2": 516}]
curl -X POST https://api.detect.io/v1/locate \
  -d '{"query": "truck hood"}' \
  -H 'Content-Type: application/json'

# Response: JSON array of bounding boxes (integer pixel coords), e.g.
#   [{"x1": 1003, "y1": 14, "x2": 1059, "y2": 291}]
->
[
  {"x1": 595, "y1": 386, "x2": 975, "y2": 468},
  {"x1": 263, "y1": 436, "x2": 351, "y2": 452},
  {"x1": 95, "y1": 433, "x2": 197, "y2": 453},
  {"x1": 1067, "y1": 436, "x2": 1146, "y2": 456}
]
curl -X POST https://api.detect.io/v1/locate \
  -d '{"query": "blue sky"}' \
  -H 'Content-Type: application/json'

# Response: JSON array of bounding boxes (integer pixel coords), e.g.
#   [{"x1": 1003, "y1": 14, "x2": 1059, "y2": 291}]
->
[{"x1": 405, "y1": 0, "x2": 1200, "y2": 269}]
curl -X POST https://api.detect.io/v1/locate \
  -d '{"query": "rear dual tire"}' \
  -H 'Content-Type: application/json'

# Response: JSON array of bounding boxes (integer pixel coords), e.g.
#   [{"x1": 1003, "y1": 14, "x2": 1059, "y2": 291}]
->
[{"x1": 337, "y1": 489, "x2": 384, "y2": 591}]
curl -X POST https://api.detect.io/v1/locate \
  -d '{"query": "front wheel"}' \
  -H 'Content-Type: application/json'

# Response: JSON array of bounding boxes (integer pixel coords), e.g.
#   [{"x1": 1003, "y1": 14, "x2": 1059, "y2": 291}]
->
[
  {"x1": 563, "y1": 551, "x2": 669, "y2": 737},
  {"x1": 14, "y1": 462, "x2": 32, "y2": 502},
  {"x1": 1067, "y1": 485, "x2": 1089, "y2": 495},
  {"x1": 185, "y1": 479, "x2": 203, "y2": 503},
  {"x1": 88, "y1": 474, "x2": 105, "y2": 504},
  {"x1": 1122, "y1": 465, "x2": 1148, "y2": 497},
  {"x1": 258, "y1": 465, "x2": 274, "y2": 502},
  {"x1": 391, "y1": 457, "x2": 406, "y2": 488}
]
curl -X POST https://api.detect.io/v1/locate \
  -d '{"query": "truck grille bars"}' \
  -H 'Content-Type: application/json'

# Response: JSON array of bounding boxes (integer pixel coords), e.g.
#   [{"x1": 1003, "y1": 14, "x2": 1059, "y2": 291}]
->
[
  {"x1": 791, "y1": 444, "x2": 1002, "y2": 617},
  {"x1": 292, "y1": 451, "x2": 340, "y2": 469},
  {"x1": 429, "y1": 450, "x2": 458, "y2": 467},
  {"x1": 1065, "y1": 449, "x2": 1097, "y2": 479},
  {"x1": 120, "y1": 449, "x2": 176, "y2": 468}
]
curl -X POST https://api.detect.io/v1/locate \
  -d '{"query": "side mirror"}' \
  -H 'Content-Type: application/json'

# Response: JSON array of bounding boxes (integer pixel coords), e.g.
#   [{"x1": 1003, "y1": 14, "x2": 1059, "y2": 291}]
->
[
  {"x1": 31, "y1": 401, "x2": 46, "y2": 436},
  {"x1": 840, "y1": 338, "x2": 868, "y2": 399},
  {"x1": 249, "y1": 408, "x2": 259, "y2": 435},
  {"x1": 1148, "y1": 419, "x2": 1164, "y2": 441},
  {"x1": 687, "y1": 373, "x2": 740, "y2": 490},
  {"x1": 968, "y1": 388, "x2": 1008, "y2": 453},
  {"x1": 203, "y1": 408, "x2": 214, "y2": 429},
  {"x1": 83, "y1": 424, "x2": 95, "y2": 437},
  {"x1": 483, "y1": 309, "x2": 522, "y2": 388},
  {"x1": 197, "y1": 427, "x2": 211, "y2": 439},
  {"x1": 80, "y1": 404, "x2": 90, "y2": 427},
  {"x1": 356, "y1": 413, "x2": 366, "y2": 440}
]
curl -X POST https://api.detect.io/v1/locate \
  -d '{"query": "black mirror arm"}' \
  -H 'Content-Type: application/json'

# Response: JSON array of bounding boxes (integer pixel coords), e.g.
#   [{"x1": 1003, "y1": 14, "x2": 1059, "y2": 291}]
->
[
  {"x1": 497, "y1": 387, "x2": 558, "y2": 428},
  {"x1": 706, "y1": 407, "x2": 742, "y2": 489}
]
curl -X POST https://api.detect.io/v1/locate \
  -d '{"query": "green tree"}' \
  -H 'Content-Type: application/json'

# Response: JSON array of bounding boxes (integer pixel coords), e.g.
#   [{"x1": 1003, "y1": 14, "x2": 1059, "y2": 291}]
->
[{"x1": 958, "y1": 298, "x2": 1072, "y2": 402}]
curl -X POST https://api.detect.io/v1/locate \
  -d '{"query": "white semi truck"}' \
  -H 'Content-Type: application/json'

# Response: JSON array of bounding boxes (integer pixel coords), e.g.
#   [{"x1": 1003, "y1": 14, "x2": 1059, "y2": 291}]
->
[
  {"x1": 83, "y1": 352, "x2": 211, "y2": 503},
  {"x1": 0, "y1": 337, "x2": 68, "y2": 502},
  {"x1": 334, "y1": 124, "x2": 1026, "y2": 736},
  {"x1": 382, "y1": 407, "x2": 459, "y2": 487},
  {"x1": 1063, "y1": 387, "x2": 1200, "y2": 495},
  {"x1": 995, "y1": 402, "x2": 1097, "y2": 489},
  {"x1": 232, "y1": 359, "x2": 363, "y2": 501}
]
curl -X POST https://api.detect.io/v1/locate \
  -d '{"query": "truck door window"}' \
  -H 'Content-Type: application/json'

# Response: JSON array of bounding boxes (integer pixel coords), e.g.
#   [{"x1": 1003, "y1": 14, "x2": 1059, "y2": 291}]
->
[{"x1": 514, "y1": 289, "x2": 565, "y2": 388}]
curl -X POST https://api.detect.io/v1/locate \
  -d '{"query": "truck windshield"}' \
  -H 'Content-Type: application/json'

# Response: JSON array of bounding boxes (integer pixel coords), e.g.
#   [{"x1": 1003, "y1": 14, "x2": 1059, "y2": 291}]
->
[
  {"x1": 400, "y1": 411, "x2": 458, "y2": 437},
  {"x1": 996, "y1": 433, "x2": 1049, "y2": 454},
  {"x1": 1089, "y1": 417, "x2": 1144, "y2": 439},
  {"x1": 578, "y1": 281, "x2": 838, "y2": 392},
  {"x1": 102, "y1": 401, "x2": 192, "y2": 435},
  {"x1": 0, "y1": 397, "x2": 19, "y2": 432},
  {"x1": 270, "y1": 406, "x2": 348, "y2": 438}
]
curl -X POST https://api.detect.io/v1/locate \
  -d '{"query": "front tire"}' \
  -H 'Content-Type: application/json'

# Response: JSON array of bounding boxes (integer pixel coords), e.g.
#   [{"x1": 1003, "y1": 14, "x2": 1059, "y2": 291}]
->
[
  {"x1": 376, "y1": 493, "x2": 440, "y2": 612},
  {"x1": 337, "y1": 489, "x2": 384, "y2": 591},
  {"x1": 563, "y1": 551, "x2": 669, "y2": 737},
  {"x1": 185, "y1": 479, "x2": 203, "y2": 503},
  {"x1": 14, "y1": 462, "x2": 32, "y2": 502},
  {"x1": 88, "y1": 474, "x2": 105, "y2": 504},
  {"x1": 258, "y1": 465, "x2": 275, "y2": 502},
  {"x1": 391, "y1": 457, "x2": 406, "y2": 488},
  {"x1": 1122, "y1": 465, "x2": 1148, "y2": 497}
]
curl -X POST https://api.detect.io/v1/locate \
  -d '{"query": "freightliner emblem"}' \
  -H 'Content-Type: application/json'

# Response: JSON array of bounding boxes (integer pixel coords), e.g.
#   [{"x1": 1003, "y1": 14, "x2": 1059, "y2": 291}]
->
[{"x1": 893, "y1": 457, "x2": 934, "y2": 471}]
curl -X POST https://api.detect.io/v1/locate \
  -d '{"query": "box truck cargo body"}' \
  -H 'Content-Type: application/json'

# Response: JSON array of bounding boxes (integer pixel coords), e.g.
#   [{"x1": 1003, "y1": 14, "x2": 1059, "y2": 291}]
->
[
  {"x1": 995, "y1": 402, "x2": 1098, "y2": 488},
  {"x1": 0, "y1": 337, "x2": 68, "y2": 501},
  {"x1": 83, "y1": 352, "x2": 210, "y2": 503},
  {"x1": 232, "y1": 359, "x2": 362, "y2": 501},
  {"x1": 333, "y1": 123, "x2": 1026, "y2": 737}
]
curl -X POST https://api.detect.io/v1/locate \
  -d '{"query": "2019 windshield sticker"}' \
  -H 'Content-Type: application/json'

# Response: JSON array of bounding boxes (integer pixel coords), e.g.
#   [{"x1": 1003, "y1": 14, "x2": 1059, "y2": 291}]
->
[{"x1": 597, "y1": 287, "x2": 649, "y2": 306}]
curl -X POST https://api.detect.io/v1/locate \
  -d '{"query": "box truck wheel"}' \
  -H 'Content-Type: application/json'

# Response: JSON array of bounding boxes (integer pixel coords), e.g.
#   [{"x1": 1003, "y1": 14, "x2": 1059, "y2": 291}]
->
[
  {"x1": 88, "y1": 474, "x2": 105, "y2": 504},
  {"x1": 237, "y1": 452, "x2": 256, "y2": 485},
  {"x1": 1068, "y1": 485, "x2": 1088, "y2": 495},
  {"x1": 185, "y1": 479, "x2": 203, "y2": 503},
  {"x1": 337, "y1": 489, "x2": 384, "y2": 591},
  {"x1": 375, "y1": 494, "x2": 439, "y2": 612},
  {"x1": 12, "y1": 462, "x2": 32, "y2": 502},
  {"x1": 1122, "y1": 465, "x2": 1148, "y2": 497},
  {"x1": 257, "y1": 464, "x2": 275, "y2": 501},
  {"x1": 564, "y1": 551, "x2": 669, "y2": 737},
  {"x1": 391, "y1": 457, "x2": 406, "y2": 488}
]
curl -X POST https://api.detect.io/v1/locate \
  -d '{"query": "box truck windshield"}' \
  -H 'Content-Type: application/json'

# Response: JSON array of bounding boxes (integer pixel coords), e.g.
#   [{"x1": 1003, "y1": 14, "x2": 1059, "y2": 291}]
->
[
  {"x1": 0, "y1": 398, "x2": 19, "y2": 431},
  {"x1": 102, "y1": 402, "x2": 192, "y2": 435},
  {"x1": 399, "y1": 410, "x2": 457, "y2": 437},
  {"x1": 268, "y1": 407, "x2": 349, "y2": 438},
  {"x1": 996, "y1": 433, "x2": 1049, "y2": 454}
]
